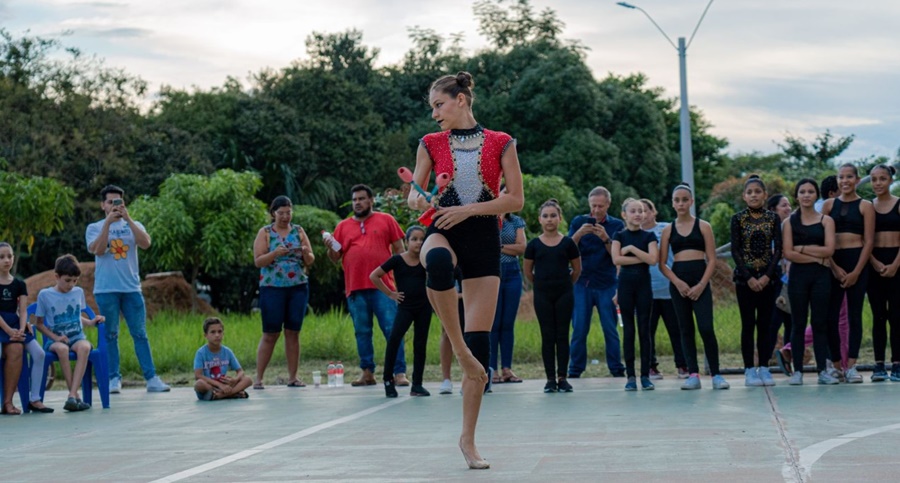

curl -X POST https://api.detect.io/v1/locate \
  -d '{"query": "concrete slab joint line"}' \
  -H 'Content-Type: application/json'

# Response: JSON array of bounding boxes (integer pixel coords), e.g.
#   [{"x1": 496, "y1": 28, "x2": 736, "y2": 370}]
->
[
  {"x1": 150, "y1": 398, "x2": 410, "y2": 483},
  {"x1": 765, "y1": 388, "x2": 804, "y2": 483}
]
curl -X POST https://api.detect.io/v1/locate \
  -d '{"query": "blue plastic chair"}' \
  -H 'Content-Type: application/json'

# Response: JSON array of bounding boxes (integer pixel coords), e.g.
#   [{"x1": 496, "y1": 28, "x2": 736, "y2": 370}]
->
[
  {"x1": 27, "y1": 303, "x2": 110, "y2": 409},
  {"x1": 0, "y1": 337, "x2": 31, "y2": 413}
]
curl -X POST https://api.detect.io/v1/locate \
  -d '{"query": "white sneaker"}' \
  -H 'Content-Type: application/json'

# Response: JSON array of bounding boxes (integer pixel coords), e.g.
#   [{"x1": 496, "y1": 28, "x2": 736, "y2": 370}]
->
[
  {"x1": 844, "y1": 365, "x2": 863, "y2": 384},
  {"x1": 745, "y1": 368, "x2": 764, "y2": 386},
  {"x1": 146, "y1": 376, "x2": 171, "y2": 392},
  {"x1": 109, "y1": 377, "x2": 122, "y2": 394},
  {"x1": 439, "y1": 379, "x2": 453, "y2": 395},
  {"x1": 758, "y1": 367, "x2": 776, "y2": 386}
]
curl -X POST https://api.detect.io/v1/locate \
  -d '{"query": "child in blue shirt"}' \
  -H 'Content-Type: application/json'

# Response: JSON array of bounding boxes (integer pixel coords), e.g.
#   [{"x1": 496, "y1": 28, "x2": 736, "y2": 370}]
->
[
  {"x1": 194, "y1": 317, "x2": 252, "y2": 400},
  {"x1": 34, "y1": 255, "x2": 105, "y2": 412}
]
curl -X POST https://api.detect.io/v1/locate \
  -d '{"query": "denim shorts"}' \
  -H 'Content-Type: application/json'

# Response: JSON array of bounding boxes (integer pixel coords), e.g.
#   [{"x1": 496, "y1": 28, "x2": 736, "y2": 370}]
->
[
  {"x1": 43, "y1": 333, "x2": 87, "y2": 351},
  {"x1": 259, "y1": 284, "x2": 309, "y2": 333}
]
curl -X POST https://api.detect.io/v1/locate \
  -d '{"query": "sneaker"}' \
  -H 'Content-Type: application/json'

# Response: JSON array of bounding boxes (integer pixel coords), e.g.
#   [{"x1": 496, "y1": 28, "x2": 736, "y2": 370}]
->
[
  {"x1": 624, "y1": 377, "x2": 637, "y2": 391},
  {"x1": 712, "y1": 375, "x2": 730, "y2": 390},
  {"x1": 788, "y1": 372, "x2": 803, "y2": 386},
  {"x1": 439, "y1": 379, "x2": 453, "y2": 394},
  {"x1": 640, "y1": 376, "x2": 655, "y2": 390},
  {"x1": 871, "y1": 363, "x2": 887, "y2": 382},
  {"x1": 818, "y1": 370, "x2": 840, "y2": 385},
  {"x1": 611, "y1": 370, "x2": 626, "y2": 378},
  {"x1": 63, "y1": 397, "x2": 80, "y2": 412},
  {"x1": 758, "y1": 367, "x2": 776, "y2": 386},
  {"x1": 109, "y1": 377, "x2": 122, "y2": 394},
  {"x1": 410, "y1": 384, "x2": 430, "y2": 397},
  {"x1": 677, "y1": 367, "x2": 689, "y2": 379},
  {"x1": 745, "y1": 368, "x2": 763, "y2": 387},
  {"x1": 891, "y1": 363, "x2": 900, "y2": 382},
  {"x1": 76, "y1": 399, "x2": 91, "y2": 411},
  {"x1": 384, "y1": 380, "x2": 398, "y2": 398},
  {"x1": 649, "y1": 368, "x2": 663, "y2": 380},
  {"x1": 557, "y1": 378, "x2": 573, "y2": 392},
  {"x1": 146, "y1": 376, "x2": 171, "y2": 393},
  {"x1": 826, "y1": 364, "x2": 843, "y2": 382},
  {"x1": 681, "y1": 374, "x2": 701, "y2": 390},
  {"x1": 775, "y1": 348, "x2": 793, "y2": 376},
  {"x1": 543, "y1": 380, "x2": 558, "y2": 393},
  {"x1": 844, "y1": 365, "x2": 863, "y2": 384}
]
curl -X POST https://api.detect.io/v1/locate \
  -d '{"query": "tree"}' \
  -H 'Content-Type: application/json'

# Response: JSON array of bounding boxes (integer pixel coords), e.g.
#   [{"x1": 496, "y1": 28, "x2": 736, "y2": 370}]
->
[
  {"x1": 776, "y1": 129, "x2": 854, "y2": 182},
  {"x1": 520, "y1": 174, "x2": 579, "y2": 237},
  {"x1": 0, "y1": 170, "x2": 75, "y2": 273},
  {"x1": 128, "y1": 170, "x2": 268, "y2": 310}
]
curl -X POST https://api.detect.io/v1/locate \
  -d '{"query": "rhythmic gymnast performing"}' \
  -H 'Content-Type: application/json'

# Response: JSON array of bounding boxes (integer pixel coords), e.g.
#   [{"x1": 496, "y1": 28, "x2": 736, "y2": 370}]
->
[{"x1": 407, "y1": 71, "x2": 523, "y2": 469}]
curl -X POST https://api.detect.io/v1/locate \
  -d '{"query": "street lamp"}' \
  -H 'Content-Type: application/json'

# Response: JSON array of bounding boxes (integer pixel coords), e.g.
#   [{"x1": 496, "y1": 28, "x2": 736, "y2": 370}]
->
[{"x1": 617, "y1": 0, "x2": 714, "y2": 205}]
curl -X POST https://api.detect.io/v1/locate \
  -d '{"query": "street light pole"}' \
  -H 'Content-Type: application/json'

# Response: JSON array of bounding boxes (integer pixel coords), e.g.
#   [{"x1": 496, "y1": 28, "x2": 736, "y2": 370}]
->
[{"x1": 617, "y1": 1, "x2": 714, "y2": 210}]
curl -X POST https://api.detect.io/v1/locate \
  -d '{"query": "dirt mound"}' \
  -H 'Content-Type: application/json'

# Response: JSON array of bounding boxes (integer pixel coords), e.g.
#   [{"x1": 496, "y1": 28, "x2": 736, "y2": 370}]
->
[{"x1": 25, "y1": 264, "x2": 215, "y2": 320}]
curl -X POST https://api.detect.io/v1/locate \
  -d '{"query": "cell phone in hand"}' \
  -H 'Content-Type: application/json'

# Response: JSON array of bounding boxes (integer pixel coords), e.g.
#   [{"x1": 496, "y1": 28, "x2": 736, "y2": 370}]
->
[
  {"x1": 585, "y1": 217, "x2": 596, "y2": 226},
  {"x1": 112, "y1": 199, "x2": 123, "y2": 206}
]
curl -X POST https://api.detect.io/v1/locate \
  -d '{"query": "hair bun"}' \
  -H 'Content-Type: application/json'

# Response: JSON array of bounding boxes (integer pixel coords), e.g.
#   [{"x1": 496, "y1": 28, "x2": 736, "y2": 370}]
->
[
  {"x1": 748, "y1": 174, "x2": 760, "y2": 180},
  {"x1": 456, "y1": 71, "x2": 474, "y2": 89},
  {"x1": 679, "y1": 181, "x2": 691, "y2": 187}
]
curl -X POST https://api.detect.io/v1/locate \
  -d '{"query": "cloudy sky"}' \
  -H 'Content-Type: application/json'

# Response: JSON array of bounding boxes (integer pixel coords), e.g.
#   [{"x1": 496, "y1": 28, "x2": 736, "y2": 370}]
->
[{"x1": 3, "y1": 0, "x2": 899, "y2": 162}]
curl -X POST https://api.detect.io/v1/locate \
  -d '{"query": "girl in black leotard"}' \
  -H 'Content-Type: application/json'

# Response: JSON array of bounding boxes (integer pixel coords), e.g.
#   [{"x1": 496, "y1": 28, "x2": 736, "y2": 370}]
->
[
  {"x1": 867, "y1": 164, "x2": 900, "y2": 381},
  {"x1": 611, "y1": 198, "x2": 658, "y2": 391},
  {"x1": 821, "y1": 163, "x2": 875, "y2": 383},
  {"x1": 782, "y1": 179, "x2": 837, "y2": 385},
  {"x1": 523, "y1": 200, "x2": 581, "y2": 393}
]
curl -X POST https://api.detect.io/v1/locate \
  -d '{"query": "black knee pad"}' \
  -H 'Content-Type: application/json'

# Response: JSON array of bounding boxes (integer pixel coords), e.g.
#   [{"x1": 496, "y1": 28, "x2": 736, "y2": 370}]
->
[
  {"x1": 425, "y1": 247, "x2": 455, "y2": 291},
  {"x1": 464, "y1": 331, "x2": 491, "y2": 392}
]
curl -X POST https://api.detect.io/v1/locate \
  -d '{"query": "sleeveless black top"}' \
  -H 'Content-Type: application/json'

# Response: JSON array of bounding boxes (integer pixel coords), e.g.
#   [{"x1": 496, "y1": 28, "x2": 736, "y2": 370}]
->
[
  {"x1": 790, "y1": 212, "x2": 826, "y2": 247},
  {"x1": 670, "y1": 217, "x2": 705, "y2": 254},
  {"x1": 874, "y1": 198, "x2": 900, "y2": 232},
  {"x1": 832, "y1": 198, "x2": 864, "y2": 235}
]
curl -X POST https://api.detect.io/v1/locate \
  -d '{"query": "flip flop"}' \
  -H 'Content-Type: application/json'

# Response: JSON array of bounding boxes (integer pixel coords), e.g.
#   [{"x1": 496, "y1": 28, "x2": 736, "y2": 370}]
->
[
  {"x1": 287, "y1": 380, "x2": 306, "y2": 387},
  {"x1": 253, "y1": 382, "x2": 265, "y2": 390},
  {"x1": 235, "y1": 390, "x2": 249, "y2": 399},
  {"x1": 502, "y1": 374, "x2": 524, "y2": 383},
  {"x1": 2, "y1": 404, "x2": 22, "y2": 415}
]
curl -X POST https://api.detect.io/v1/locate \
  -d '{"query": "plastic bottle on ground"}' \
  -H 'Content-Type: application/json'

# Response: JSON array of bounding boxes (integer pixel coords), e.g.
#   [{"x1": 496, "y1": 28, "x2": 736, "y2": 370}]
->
[
  {"x1": 327, "y1": 362, "x2": 337, "y2": 387},
  {"x1": 335, "y1": 361, "x2": 344, "y2": 387}
]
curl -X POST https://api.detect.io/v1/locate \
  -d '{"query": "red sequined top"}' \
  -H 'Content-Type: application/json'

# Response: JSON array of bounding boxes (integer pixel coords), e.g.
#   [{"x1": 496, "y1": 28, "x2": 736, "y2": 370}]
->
[{"x1": 418, "y1": 127, "x2": 514, "y2": 226}]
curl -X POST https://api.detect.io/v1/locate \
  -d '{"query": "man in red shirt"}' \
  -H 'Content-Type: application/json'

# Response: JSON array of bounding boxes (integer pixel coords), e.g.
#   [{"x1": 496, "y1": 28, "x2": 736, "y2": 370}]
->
[{"x1": 326, "y1": 185, "x2": 409, "y2": 386}]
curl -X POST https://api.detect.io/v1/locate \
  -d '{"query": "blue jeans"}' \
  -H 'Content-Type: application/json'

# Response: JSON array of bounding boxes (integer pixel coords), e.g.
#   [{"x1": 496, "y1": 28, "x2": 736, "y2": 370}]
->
[
  {"x1": 95, "y1": 292, "x2": 157, "y2": 381},
  {"x1": 490, "y1": 262, "x2": 522, "y2": 370},
  {"x1": 568, "y1": 282, "x2": 623, "y2": 375},
  {"x1": 347, "y1": 289, "x2": 406, "y2": 374}
]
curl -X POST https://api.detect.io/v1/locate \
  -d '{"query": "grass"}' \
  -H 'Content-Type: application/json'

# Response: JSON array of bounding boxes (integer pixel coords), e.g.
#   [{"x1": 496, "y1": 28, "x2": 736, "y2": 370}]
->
[{"x1": 100, "y1": 302, "x2": 875, "y2": 387}]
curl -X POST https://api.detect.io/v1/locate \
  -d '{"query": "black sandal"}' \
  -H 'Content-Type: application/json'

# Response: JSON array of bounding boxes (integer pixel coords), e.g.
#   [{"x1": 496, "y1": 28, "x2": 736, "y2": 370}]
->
[{"x1": 28, "y1": 402, "x2": 55, "y2": 413}]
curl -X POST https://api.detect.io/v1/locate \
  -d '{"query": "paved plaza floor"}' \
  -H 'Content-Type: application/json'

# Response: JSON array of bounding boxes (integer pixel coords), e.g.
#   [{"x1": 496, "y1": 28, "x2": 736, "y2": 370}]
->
[{"x1": 2, "y1": 374, "x2": 898, "y2": 482}]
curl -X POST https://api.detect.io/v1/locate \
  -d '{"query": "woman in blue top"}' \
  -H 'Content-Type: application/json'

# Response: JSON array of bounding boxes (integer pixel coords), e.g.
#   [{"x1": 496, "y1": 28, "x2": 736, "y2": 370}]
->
[
  {"x1": 252, "y1": 196, "x2": 315, "y2": 390},
  {"x1": 491, "y1": 187, "x2": 526, "y2": 384}
]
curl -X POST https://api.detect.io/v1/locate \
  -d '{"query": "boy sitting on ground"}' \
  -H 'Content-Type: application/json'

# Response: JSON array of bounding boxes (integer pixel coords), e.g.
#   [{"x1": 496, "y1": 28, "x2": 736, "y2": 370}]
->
[
  {"x1": 194, "y1": 317, "x2": 252, "y2": 400},
  {"x1": 34, "y1": 254, "x2": 105, "y2": 412}
]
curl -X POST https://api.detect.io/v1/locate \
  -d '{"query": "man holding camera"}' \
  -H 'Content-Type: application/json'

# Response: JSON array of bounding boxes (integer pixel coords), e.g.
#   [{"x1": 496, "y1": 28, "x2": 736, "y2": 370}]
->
[
  {"x1": 567, "y1": 186, "x2": 626, "y2": 378},
  {"x1": 86, "y1": 185, "x2": 170, "y2": 393}
]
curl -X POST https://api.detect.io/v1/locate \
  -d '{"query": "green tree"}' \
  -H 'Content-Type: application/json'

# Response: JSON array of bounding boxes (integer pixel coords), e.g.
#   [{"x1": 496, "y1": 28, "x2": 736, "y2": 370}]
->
[
  {"x1": 776, "y1": 129, "x2": 854, "y2": 182},
  {"x1": 520, "y1": 174, "x2": 579, "y2": 237},
  {"x1": 128, "y1": 170, "x2": 268, "y2": 310},
  {"x1": 0, "y1": 170, "x2": 75, "y2": 273}
]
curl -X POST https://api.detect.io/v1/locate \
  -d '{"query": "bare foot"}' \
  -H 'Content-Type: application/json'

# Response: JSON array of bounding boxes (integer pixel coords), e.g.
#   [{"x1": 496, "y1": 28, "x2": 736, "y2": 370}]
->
[
  {"x1": 456, "y1": 351, "x2": 488, "y2": 384},
  {"x1": 459, "y1": 437, "x2": 489, "y2": 469}
]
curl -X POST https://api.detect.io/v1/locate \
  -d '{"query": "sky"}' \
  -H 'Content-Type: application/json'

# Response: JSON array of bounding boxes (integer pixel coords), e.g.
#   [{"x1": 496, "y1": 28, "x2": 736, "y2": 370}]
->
[{"x1": 3, "y1": 0, "x2": 899, "y2": 163}]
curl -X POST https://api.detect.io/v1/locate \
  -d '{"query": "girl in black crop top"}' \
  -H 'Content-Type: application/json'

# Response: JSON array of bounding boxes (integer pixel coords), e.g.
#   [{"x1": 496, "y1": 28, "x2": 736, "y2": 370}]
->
[
  {"x1": 782, "y1": 179, "x2": 836, "y2": 384},
  {"x1": 867, "y1": 164, "x2": 900, "y2": 380},
  {"x1": 731, "y1": 175, "x2": 782, "y2": 387},
  {"x1": 820, "y1": 164, "x2": 875, "y2": 383}
]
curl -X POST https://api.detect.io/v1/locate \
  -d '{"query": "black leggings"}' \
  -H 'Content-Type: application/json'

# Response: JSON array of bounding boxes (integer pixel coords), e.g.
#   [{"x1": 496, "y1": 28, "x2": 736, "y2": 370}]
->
[
  {"x1": 788, "y1": 263, "x2": 832, "y2": 372},
  {"x1": 669, "y1": 260, "x2": 720, "y2": 376},
  {"x1": 828, "y1": 248, "x2": 869, "y2": 362},
  {"x1": 533, "y1": 284, "x2": 573, "y2": 380},
  {"x1": 736, "y1": 282, "x2": 777, "y2": 368},
  {"x1": 383, "y1": 304, "x2": 433, "y2": 385},
  {"x1": 650, "y1": 298, "x2": 686, "y2": 369},
  {"x1": 619, "y1": 270, "x2": 653, "y2": 378},
  {"x1": 868, "y1": 247, "x2": 900, "y2": 363}
]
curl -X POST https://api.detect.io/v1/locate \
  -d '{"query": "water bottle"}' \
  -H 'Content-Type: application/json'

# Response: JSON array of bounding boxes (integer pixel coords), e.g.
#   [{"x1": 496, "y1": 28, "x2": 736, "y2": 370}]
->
[
  {"x1": 321, "y1": 231, "x2": 342, "y2": 251},
  {"x1": 335, "y1": 361, "x2": 344, "y2": 387},
  {"x1": 617, "y1": 306, "x2": 623, "y2": 327},
  {"x1": 327, "y1": 361, "x2": 336, "y2": 387}
]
